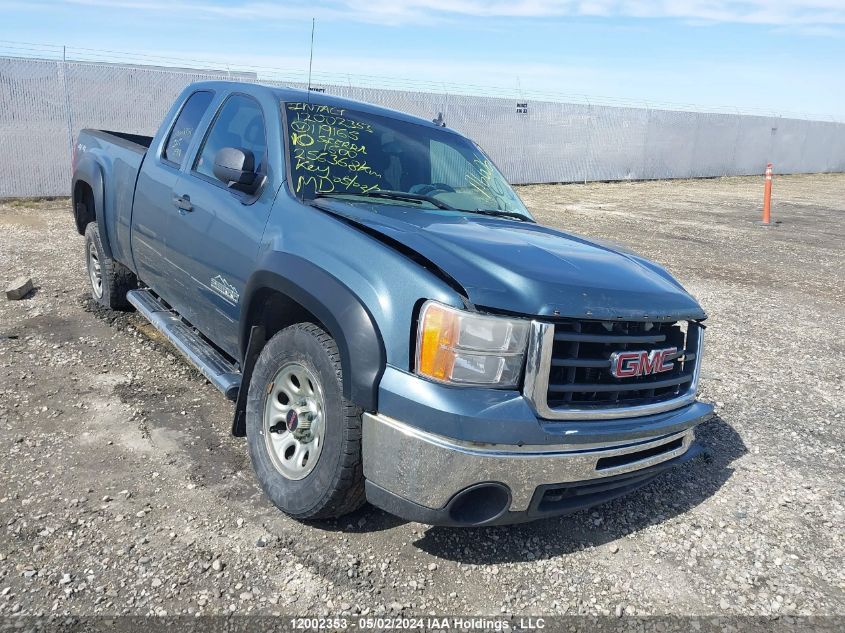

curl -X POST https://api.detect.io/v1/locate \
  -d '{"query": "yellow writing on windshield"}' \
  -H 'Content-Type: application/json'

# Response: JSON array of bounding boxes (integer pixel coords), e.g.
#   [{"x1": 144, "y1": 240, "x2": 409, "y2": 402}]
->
[
  {"x1": 465, "y1": 156, "x2": 514, "y2": 208},
  {"x1": 465, "y1": 157, "x2": 498, "y2": 202},
  {"x1": 286, "y1": 102, "x2": 383, "y2": 196}
]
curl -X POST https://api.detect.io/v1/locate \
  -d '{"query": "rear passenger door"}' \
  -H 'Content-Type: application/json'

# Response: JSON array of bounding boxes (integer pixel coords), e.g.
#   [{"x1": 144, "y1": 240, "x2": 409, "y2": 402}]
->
[
  {"x1": 167, "y1": 93, "x2": 276, "y2": 357},
  {"x1": 131, "y1": 90, "x2": 214, "y2": 304}
]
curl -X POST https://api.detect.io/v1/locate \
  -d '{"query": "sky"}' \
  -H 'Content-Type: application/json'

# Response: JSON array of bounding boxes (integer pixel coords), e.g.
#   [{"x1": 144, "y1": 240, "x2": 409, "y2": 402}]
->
[{"x1": 1, "y1": 0, "x2": 844, "y2": 119}]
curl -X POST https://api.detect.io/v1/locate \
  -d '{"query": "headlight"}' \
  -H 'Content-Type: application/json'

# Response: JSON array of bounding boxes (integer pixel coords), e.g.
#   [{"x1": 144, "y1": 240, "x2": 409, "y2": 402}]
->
[{"x1": 415, "y1": 300, "x2": 530, "y2": 388}]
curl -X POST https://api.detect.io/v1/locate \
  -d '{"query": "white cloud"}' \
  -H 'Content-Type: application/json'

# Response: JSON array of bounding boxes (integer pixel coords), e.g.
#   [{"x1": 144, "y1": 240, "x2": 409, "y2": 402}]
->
[{"x1": 59, "y1": 0, "x2": 845, "y2": 26}]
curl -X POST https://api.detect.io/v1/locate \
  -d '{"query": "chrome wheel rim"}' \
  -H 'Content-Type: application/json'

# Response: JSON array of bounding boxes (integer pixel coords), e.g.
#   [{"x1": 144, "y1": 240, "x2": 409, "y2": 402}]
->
[
  {"x1": 87, "y1": 241, "x2": 103, "y2": 299},
  {"x1": 263, "y1": 362, "x2": 325, "y2": 480}
]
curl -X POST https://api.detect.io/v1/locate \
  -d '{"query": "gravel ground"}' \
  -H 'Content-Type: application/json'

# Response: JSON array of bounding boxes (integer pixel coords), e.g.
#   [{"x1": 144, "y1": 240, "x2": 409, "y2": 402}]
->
[{"x1": 0, "y1": 174, "x2": 843, "y2": 619}]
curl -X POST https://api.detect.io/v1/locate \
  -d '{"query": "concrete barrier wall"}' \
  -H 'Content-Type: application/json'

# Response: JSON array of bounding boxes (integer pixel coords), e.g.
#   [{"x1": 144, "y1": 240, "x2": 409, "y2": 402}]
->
[{"x1": 2, "y1": 56, "x2": 844, "y2": 197}]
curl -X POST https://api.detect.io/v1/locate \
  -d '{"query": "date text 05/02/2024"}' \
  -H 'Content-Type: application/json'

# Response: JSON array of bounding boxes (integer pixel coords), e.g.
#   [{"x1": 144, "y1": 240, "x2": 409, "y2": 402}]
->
[{"x1": 289, "y1": 617, "x2": 547, "y2": 630}]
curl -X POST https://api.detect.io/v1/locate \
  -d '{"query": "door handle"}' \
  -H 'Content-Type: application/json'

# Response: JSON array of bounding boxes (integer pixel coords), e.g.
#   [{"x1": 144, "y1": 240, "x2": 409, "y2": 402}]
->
[{"x1": 173, "y1": 194, "x2": 193, "y2": 212}]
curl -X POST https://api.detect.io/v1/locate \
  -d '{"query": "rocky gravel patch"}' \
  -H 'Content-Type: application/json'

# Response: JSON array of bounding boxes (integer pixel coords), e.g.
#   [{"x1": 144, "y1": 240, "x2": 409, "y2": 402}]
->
[{"x1": 0, "y1": 175, "x2": 843, "y2": 618}]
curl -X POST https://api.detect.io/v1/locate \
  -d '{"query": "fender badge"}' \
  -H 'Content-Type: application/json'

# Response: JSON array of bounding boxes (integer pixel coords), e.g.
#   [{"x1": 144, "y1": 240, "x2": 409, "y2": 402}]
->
[{"x1": 210, "y1": 275, "x2": 239, "y2": 304}]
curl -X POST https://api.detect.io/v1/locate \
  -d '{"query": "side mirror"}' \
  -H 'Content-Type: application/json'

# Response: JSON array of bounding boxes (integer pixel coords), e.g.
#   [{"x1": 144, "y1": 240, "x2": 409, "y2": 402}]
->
[{"x1": 213, "y1": 147, "x2": 257, "y2": 191}]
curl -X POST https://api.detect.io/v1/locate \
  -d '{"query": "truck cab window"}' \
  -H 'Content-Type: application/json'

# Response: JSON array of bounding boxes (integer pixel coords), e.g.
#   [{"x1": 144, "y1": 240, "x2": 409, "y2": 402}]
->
[
  {"x1": 431, "y1": 139, "x2": 476, "y2": 188},
  {"x1": 162, "y1": 91, "x2": 213, "y2": 166},
  {"x1": 194, "y1": 95, "x2": 267, "y2": 181}
]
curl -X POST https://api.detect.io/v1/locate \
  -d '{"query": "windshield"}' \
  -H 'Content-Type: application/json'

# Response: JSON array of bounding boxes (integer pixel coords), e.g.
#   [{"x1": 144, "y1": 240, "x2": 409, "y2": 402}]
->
[{"x1": 282, "y1": 101, "x2": 531, "y2": 219}]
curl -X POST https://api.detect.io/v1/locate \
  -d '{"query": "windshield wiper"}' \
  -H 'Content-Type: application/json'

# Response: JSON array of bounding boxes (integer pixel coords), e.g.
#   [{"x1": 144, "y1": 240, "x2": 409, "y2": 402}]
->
[
  {"x1": 464, "y1": 209, "x2": 532, "y2": 222},
  {"x1": 313, "y1": 192, "x2": 529, "y2": 221},
  {"x1": 315, "y1": 190, "x2": 455, "y2": 211}
]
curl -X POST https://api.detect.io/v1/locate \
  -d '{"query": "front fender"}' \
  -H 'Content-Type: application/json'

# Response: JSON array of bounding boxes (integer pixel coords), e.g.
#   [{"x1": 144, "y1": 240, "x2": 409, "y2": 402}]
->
[{"x1": 240, "y1": 253, "x2": 386, "y2": 411}]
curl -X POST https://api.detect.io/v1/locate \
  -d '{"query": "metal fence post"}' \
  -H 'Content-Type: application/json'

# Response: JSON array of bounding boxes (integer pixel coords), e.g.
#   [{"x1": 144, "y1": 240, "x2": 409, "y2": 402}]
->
[
  {"x1": 59, "y1": 46, "x2": 75, "y2": 180},
  {"x1": 641, "y1": 105, "x2": 652, "y2": 180}
]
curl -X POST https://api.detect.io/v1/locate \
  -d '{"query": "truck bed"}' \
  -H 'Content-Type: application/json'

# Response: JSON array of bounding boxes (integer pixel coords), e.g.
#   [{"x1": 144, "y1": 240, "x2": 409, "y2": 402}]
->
[
  {"x1": 75, "y1": 128, "x2": 153, "y2": 267},
  {"x1": 82, "y1": 129, "x2": 153, "y2": 153}
]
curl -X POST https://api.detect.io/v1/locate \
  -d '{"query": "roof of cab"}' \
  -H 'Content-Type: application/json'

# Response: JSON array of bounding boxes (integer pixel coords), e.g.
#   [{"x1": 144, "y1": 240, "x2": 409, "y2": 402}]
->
[{"x1": 187, "y1": 80, "x2": 446, "y2": 131}]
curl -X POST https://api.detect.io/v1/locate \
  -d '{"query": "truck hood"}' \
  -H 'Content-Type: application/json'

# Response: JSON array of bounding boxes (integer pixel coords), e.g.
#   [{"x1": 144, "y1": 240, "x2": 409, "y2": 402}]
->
[{"x1": 313, "y1": 200, "x2": 706, "y2": 320}]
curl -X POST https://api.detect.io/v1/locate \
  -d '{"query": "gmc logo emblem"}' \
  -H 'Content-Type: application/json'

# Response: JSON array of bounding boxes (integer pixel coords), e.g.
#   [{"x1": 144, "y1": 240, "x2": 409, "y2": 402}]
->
[{"x1": 609, "y1": 347, "x2": 677, "y2": 378}]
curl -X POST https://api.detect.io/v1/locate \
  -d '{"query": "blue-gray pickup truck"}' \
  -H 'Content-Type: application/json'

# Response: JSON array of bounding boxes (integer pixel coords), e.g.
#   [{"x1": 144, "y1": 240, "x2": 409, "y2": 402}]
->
[{"x1": 72, "y1": 81, "x2": 712, "y2": 526}]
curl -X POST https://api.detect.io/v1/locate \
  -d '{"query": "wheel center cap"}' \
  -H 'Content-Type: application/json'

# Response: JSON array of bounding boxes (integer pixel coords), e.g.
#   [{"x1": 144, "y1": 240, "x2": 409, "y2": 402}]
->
[{"x1": 285, "y1": 409, "x2": 299, "y2": 432}]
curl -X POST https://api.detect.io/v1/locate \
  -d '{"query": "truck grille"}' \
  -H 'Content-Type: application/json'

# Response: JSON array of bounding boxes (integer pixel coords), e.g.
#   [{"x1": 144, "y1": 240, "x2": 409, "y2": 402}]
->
[{"x1": 524, "y1": 319, "x2": 703, "y2": 420}]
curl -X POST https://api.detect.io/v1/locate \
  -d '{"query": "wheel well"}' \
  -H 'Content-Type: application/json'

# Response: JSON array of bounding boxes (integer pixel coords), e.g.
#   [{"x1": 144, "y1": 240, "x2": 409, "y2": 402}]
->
[
  {"x1": 73, "y1": 181, "x2": 95, "y2": 235},
  {"x1": 248, "y1": 288, "x2": 324, "y2": 347}
]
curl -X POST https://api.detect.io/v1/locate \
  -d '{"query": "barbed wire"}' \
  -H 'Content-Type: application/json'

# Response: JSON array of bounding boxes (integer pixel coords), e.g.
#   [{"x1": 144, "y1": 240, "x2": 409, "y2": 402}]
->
[{"x1": 0, "y1": 39, "x2": 841, "y2": 123}]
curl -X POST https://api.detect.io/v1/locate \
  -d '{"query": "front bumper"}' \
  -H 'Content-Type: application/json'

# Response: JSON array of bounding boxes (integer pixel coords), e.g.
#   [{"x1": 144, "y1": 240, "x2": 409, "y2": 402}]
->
[{"x1": 362, "y1": 404, "x2": 711, "y2": 526}]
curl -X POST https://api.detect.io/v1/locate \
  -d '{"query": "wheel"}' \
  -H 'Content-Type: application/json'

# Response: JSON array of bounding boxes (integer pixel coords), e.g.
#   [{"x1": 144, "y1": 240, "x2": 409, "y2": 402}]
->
[
  {"x1": 246, "y1": 323, "x2": 365, "y2": 520},
  {"x1": 84, "y1": 222, "x2": 136, "y2": 310}
]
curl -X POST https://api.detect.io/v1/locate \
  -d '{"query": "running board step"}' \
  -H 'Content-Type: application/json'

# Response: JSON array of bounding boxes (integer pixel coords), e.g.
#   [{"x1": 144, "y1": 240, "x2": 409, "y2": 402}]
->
[{"x1": 127, "y1": 289, "x2": 241, "y2": 401}]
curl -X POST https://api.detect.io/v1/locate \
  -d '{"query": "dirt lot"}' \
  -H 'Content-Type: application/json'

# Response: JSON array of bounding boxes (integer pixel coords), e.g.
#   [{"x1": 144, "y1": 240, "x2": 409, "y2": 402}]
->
[{"x1": 0, "y1": 174, "x2": 843, "y2": 618}]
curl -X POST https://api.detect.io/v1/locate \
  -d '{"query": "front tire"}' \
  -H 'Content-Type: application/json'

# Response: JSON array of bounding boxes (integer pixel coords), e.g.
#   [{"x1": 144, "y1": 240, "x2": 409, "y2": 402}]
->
[
  {"x1": 246, "y1": 323, "x2": 365, "y2": 520},
  {"x1": 84, "y1": 222, "x2": 135, "y2": 310}
]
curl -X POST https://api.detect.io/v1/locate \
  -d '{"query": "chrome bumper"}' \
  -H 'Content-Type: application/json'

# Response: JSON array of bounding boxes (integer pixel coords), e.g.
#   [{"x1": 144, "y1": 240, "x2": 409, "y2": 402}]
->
[{"x1": 362, "y1": 411, "x2": 701, "y2": 513}]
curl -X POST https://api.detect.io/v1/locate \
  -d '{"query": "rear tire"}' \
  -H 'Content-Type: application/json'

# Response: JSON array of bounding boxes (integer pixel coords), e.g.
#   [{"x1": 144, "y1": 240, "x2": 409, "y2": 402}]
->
[
  {"x1": 246, "y1": 323, "x2": 366, "y2": 520},
  {"x1": 84, "y1": 222, "x2": 135, "y2": 310}
]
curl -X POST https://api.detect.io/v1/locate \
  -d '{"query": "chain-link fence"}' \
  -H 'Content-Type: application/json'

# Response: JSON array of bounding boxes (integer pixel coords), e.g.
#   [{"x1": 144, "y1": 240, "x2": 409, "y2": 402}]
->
[{"x1": 2, "y1": 55, "x2": 844, "y2": 198}]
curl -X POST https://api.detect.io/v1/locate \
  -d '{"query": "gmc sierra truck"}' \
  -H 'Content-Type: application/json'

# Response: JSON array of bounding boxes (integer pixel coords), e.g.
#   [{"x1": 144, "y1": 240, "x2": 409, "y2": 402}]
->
[{"x1": 72, "y1": 81, "x2": 712, "y2": 526}]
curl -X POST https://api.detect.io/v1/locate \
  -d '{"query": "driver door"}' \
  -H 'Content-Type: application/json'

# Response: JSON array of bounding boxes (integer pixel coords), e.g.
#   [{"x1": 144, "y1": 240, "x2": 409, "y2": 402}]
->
[{"x1": 166, "y1": 93, "x2": 274, "y2": 357}]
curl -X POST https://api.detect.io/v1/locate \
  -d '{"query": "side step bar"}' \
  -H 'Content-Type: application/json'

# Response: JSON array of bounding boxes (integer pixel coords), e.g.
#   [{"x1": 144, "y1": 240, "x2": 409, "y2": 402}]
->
[{"x1": 127, "y1": 289, "x2": 241, "y2": 401}]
